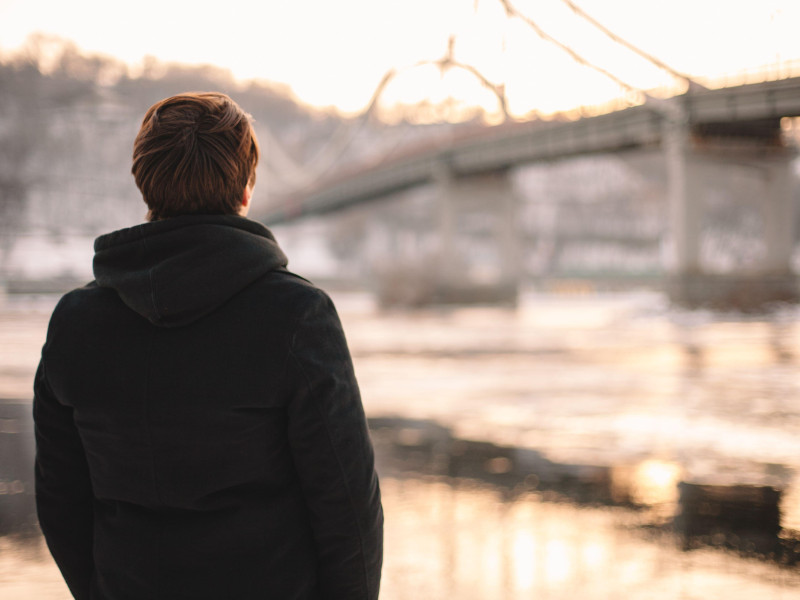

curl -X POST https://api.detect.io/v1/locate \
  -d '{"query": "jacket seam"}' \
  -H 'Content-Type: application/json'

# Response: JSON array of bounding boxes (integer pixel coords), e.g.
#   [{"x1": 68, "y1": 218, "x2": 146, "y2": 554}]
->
[
  {"x1": 141, "y1": 329, "x2": 162, "y2": 506},
  {"x1": 276, "y1": 299, "x2": 308, "y2": 402},
  {"x1": 140, "y1": 236, "x2": 161, "y2": 322},
  {"x1": 38, "y1": 353, "x2": 54, "y2": 400}
]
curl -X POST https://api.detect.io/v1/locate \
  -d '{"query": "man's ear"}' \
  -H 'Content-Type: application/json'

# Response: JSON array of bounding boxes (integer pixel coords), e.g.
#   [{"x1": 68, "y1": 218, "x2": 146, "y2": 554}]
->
[
  {"x1": 239, "y1": 185, "x2": 253, "y2": 216},
  {"x1": 242, "y1": 185, "x2": 252, "y2": 207}
]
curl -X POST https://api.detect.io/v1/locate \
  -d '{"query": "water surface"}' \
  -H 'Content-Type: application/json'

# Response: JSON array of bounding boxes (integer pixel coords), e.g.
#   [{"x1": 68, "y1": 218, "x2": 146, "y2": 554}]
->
[{"x1": 2, "y1": 290, "x2": 800, "y2": 598}]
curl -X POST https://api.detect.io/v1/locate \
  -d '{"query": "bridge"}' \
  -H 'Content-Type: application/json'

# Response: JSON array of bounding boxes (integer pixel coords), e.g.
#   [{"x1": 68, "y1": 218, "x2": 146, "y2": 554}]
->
[{"x1": 261, "y1": 77, "x2": 800, "y2": 308}]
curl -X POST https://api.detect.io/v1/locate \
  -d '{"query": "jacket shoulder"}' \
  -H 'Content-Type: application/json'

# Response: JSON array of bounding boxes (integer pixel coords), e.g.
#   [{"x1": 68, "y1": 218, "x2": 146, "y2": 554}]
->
[
  {"x1": 48, "y1": 281, "x2": 98, "y2": 313},
  {"x1": 246, "y1": 269, "x2": 337, "y2": 314},
  {"x1": 49, "y1": 281, "x2": 121, "y2": 322}
]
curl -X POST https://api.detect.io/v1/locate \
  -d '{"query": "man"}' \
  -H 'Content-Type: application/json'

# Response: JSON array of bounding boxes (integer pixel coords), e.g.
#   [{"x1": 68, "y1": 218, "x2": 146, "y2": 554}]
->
[{"x1": 33, "y1": 92, "x2": 383, "y2": 600}]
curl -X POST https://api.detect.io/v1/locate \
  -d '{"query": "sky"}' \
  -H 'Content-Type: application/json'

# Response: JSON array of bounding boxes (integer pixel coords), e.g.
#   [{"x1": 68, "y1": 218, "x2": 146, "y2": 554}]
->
[{"x1": 1, "y1": 0, "x2": 800, "y2": 119}]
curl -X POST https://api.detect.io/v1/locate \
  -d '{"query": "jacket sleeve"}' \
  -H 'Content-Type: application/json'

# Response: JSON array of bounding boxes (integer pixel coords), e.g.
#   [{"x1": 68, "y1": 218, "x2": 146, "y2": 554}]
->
[
  {"x1": 33, "y1": 354, "x2": 94, "y2": 600},
  {"x1": 284, "y1": 289, "x2": 383, "y2": 600}
]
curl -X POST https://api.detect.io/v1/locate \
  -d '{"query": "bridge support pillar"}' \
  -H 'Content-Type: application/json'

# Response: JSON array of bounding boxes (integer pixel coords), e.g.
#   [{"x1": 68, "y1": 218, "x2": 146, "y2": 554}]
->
[
  {"x1": 762, "y1": 154, "x2": 797, "y2": 273},
  {"x1": 664, "y1": 121, "x2": 702, "y2": 276},
  {"x1": 429, "y1": 165, "x2": 520, "y2": 305},
  {"x1": 664, "y1": 122, "x2": 798, "y2": 310}
]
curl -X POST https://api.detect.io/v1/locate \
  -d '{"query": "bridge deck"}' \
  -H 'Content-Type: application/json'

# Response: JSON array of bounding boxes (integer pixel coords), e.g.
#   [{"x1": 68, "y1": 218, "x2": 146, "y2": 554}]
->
[{"x1": 262, "y1": 77, "x2": 800, "y2": 225}]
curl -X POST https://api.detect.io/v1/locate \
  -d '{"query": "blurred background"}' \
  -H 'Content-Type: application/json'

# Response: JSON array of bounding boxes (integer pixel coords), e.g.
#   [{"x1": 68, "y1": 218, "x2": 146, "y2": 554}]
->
[{"x1": 2, "y1": 0, "x2": 800, "y2": 597}]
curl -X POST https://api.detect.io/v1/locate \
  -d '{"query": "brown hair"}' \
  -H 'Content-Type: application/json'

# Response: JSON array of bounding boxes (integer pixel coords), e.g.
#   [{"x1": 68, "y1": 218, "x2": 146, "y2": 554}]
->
[{"x1": 132, "y1": 92, "x2": 259, "y2": 221}]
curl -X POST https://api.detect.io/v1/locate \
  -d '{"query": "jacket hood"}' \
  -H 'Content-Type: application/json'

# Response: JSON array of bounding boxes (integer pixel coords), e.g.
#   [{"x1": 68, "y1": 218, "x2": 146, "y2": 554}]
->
[{"x1": 93, "y1": 214, "x2": 288, "y2": 327}]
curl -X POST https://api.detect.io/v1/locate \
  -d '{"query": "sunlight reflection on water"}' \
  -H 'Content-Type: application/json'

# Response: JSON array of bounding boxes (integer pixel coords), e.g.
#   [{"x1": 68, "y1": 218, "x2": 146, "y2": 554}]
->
[{"x1": 379, "y1": 477, "x2": 800, "y2": 600}]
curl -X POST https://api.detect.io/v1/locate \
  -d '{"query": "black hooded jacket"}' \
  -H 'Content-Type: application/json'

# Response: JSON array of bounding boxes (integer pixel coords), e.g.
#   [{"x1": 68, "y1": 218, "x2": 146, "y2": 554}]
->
[{"x1": 33, "y1": 215, "x2": 383, "y2": 600}]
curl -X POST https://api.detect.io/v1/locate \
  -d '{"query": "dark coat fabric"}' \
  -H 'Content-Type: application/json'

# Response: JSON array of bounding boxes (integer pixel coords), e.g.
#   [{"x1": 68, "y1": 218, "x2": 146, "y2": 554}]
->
[{"x1": 33, "y1": 214, "x2": 383, "y2": 600}]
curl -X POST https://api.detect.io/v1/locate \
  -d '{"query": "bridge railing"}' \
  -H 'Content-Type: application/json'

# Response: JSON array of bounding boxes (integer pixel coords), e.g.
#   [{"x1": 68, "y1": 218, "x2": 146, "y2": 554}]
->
[
  {"x1": 701, "y1": 59, "x2": 800, "y2": 89},
  {"x1": 550, "y1": 59, "x2": 800, "y2": 124}
]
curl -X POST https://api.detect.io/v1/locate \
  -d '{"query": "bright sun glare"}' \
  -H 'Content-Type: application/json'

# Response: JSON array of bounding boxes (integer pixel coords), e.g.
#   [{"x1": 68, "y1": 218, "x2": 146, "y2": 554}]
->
[{"x1": 1, "y1": 0, "x2": 800, "y2": 118}]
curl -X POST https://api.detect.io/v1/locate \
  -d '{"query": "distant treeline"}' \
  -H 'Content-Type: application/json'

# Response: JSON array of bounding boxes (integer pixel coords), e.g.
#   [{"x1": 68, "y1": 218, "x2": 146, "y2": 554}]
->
[
  {"x1": 0, "y1": 33, "x2": 341, "y2": 144},
  {"x1": 0, "y1": 35, "x2": 475, "y2": 248},
  {"x1": 0, "y1": 34, "x2": 360, "y2": 247}
]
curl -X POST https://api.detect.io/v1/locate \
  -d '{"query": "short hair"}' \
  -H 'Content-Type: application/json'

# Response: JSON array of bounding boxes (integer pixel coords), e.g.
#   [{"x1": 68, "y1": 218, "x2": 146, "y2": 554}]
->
[{"x1": 132, "y1": 92, "x2": 259, "y2": 221}]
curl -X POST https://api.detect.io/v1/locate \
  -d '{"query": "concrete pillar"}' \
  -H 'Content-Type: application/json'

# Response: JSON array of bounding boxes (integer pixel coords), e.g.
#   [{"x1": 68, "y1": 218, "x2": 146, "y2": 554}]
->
[
  {"x1": 496, "y1": 171, "x2": 521, "y2": 289},
  {"x1": 427, "y1": 165, "x2": 520, "y2": 305},
  {"x1": 663, "y1": 117, "x2": 703, "y2": 275},
  {"x1": 663, "y1": 131, "x2": 799, "y2": 308},
  {"x1": 761, "y1": 153, "x2": 796, "y2": 274},
  {"x1": 432, "y1": 162, "x2": 459, "y2": 290}
]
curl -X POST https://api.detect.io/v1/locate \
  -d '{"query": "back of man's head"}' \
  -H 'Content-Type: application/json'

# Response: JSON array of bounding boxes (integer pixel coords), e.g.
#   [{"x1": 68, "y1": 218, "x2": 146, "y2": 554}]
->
[{"x1": 132, "y1": 92, "x2": 259, "y2": 221}]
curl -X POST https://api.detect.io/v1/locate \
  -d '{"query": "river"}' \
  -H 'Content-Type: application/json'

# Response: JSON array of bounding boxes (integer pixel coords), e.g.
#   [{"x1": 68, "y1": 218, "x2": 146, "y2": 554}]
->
[{"x1": 1, "y1": 289, "x2": 800, "y2": 598}]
